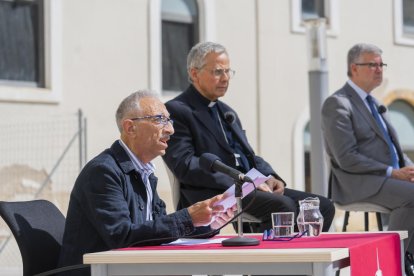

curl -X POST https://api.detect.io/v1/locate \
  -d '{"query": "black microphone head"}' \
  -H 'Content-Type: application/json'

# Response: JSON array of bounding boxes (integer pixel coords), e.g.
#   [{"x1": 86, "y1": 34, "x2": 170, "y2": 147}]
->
[
  {"x1": 378, "y1": 105, "x2": 387, "y2": 114},
  {"x1": 224, "y1": 111, "x2": 236, "y2": 124},
  {"x1": 199, "y1": 153, "x2": 221, "y2": 173}
]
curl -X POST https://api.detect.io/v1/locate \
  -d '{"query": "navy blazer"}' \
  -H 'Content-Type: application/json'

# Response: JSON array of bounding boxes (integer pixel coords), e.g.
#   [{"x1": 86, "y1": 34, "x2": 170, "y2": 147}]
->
[
  {"x1": 59, "y1": 141, "x2": 197, "y2": 274},
  {"x1": 163, "y1": 85, "x2": 285, "y2": 209}
]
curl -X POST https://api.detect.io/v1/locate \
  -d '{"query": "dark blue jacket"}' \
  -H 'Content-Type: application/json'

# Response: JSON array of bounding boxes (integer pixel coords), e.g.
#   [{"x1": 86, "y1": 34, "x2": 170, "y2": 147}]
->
[{"x1": 58, "y1": 141, "x2": 200, "y2": 275}]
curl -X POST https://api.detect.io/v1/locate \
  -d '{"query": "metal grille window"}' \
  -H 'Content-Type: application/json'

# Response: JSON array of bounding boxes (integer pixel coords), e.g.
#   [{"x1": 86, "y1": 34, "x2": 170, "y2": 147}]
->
[
  {"x1": 0, "y1": 0, "x2": 45, "y2": 87},
  {"x1": 161, "y1": 0, "x2": 198, "y2": 93},
  {"x1": 292, "y1": 0, "x2": 338, "y2": 35},
  {"x1": 302, "y1": 0, "x2": 325, "y2": 21},
  {"x1": 403, "y1": 0, "x2": 414, "y2": 36}
]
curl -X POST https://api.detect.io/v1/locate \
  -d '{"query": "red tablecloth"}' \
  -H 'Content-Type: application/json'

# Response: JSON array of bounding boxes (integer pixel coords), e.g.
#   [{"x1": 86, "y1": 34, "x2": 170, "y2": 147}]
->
[{"x1": 121, "y1": 232, "x2": 402, "y2": 276}]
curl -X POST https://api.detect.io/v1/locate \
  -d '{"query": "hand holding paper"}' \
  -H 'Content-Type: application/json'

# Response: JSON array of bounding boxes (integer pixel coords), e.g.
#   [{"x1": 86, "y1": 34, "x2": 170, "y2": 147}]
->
[
  {"x1": 258, "y1": 176, "x2": 285, "y2": 195},
  {"x1": 213, "y1": 168, "x2": 270, "y2": 210},
  {"x1": 186, "y1": 194, "x2": 223, "y2": 227},
  {"x1": 209, "y1": 203, "x2": 236, "y2": 230},
  {"x1": 190, "y1": 168, "x2": 270, "y2": 227}
]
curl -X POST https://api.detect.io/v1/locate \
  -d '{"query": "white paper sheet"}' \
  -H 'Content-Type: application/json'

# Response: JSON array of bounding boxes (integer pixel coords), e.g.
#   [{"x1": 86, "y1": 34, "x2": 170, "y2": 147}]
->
[
  {"x1": 164, "y1": 238, "x2": 227, "y2": 246},
  {"x1": 198, "y1": 168, "x2": 270, "y2": 226},
  {"x1": 213, "y1": 168, "x2": 270, "y2": 210}
]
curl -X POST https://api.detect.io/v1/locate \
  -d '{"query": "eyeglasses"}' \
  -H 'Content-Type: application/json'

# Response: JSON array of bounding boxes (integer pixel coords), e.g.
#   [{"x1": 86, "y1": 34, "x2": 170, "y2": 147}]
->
[
  {"x1": 205, "y1": 68, "x2": 236, "y2": 79},
  {"x1": 262, "y1": 229, "x2": 308, "y2": 241},
  {"x1": 354, "y1": 62, "x2": 387, "y2": 70},
  {"x1": 130, "y1": 115, "x2": 173, "y2": 127}
]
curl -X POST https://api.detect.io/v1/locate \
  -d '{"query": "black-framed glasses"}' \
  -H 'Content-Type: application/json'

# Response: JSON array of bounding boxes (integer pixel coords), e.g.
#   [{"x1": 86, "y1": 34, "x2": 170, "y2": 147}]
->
[
  {"x1": 262, "y1": 229, "x2": 308, "y2": 241},
  {"x1": 130, "y1": 115, "x2": 173, "y2": 127},
  {"x1": 354, "y1": 62, "x2": 387, "y2": 70}
]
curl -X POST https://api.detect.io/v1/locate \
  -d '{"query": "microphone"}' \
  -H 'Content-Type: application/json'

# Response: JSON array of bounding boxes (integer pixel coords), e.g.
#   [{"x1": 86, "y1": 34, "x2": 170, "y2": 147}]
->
[
  {"x1": 200, "y1": 153, "x2": 260, "y2": 246},
  {"x1": 378, "y1": 105, "x2": 387, "y2": 114},
  {"x1": 224, "y1": 111, "x2": 236, "y2": 124},
  {"x1": 199, "y1": 153, "x2": 253, "y2": 183}
]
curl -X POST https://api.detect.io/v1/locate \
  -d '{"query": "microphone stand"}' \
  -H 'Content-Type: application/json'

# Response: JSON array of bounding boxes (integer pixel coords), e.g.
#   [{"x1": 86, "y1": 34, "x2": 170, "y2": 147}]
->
[{"x1": 222, "y1": 178, "x2": 260, "y2": 246}]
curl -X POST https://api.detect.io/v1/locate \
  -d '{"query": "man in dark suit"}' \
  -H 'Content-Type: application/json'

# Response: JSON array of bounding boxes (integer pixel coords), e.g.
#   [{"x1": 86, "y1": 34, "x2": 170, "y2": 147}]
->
[
  {"x1": 321, "y1": 43, "x2": 414, "y2": 275},
  {"x1": 163, "y1": 41, "x2": 335, "y2": 232},
  {"x1": 59, "y1": 91, "x2": 235, "y2": 276}
]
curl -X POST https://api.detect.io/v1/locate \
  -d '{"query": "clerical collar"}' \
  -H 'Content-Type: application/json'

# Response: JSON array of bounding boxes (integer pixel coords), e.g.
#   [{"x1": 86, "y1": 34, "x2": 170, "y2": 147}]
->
[
  {"x1": 208, "y1": 101, "x2": 217, "y2": 108},
  {"x1": 189, "y1": 85, "x2": 218, "y2": 108}
]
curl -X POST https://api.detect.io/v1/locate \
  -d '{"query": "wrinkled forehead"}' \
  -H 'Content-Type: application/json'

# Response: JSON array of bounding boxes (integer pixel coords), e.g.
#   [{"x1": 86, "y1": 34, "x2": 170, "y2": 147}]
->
[
  {"x1": 139, "y1": 97, "x2": 169, "y2": 116},
  {"x1": 203, "y1": 52, "x2": 230, "y2": 67},
  {"x1": 359, "y1": 52, "x2": 382, "y2": 62}
]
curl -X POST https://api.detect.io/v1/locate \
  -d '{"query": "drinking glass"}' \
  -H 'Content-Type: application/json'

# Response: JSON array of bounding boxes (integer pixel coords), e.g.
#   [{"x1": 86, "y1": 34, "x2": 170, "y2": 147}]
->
[{"x1": 271, "y1": 212, "x2": 294, "y2": 237}]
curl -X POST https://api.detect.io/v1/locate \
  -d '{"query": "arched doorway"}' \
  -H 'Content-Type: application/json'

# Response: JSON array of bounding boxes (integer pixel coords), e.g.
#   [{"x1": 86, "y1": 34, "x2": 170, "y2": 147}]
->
[{"x1": 388, "y1": 99, "x2": 414, "y2": 161}]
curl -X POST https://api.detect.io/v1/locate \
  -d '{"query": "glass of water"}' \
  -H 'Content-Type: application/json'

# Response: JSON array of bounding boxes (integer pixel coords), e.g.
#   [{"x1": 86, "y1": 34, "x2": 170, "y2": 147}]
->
[{"x1": 271, "y1": 212, "x2": 294, "y2": 237}]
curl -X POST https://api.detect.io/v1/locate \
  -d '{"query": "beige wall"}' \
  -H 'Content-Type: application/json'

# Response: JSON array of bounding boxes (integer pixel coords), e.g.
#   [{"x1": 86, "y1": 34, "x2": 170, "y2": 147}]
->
[
  {"x1": 62, "y1": 0, "x2": 151, "y2": 155},
  {"x1": 1, "y1": 0, "x2": 414, "y2": 214}
]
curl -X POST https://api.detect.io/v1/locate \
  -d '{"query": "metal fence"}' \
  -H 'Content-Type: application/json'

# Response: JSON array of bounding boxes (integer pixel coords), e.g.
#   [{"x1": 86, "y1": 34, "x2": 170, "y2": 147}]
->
[{"x1": 0, "y1": 109, "x2": 87, "y2": 270}]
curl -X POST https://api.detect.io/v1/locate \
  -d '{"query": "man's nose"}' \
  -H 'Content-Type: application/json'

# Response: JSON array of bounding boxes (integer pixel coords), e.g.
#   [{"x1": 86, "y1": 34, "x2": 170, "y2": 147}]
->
[
  {"x1": 221, "y1": 73, "x2": 230, "y2": 80},
  {"x1": 164, "y1": 122, "x2": 174, "y2": 135}
]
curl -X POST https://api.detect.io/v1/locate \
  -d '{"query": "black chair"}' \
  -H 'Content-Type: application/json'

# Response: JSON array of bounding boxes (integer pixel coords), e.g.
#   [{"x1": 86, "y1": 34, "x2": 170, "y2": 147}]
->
[{"x1": 0, "y1": 199, "x2": 89, "y2": 276}]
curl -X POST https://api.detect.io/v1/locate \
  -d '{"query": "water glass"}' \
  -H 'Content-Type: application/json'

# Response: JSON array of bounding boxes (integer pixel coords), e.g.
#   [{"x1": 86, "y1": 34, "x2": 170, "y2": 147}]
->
[{"x1": 271, "y1": 212, "x2": 294, "y2": 237}]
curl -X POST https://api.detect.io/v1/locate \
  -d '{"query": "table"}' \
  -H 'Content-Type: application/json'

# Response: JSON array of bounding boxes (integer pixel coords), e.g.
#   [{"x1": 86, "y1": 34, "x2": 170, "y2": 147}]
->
[{"x1": 83, "y1": 231, "x2": 407, "y2": 276}]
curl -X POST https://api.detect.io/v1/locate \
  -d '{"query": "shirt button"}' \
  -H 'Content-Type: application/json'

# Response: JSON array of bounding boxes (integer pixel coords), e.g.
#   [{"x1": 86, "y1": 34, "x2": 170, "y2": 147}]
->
[{"x1": 139, "y1": 205, "x2": 144, "y2": 210}]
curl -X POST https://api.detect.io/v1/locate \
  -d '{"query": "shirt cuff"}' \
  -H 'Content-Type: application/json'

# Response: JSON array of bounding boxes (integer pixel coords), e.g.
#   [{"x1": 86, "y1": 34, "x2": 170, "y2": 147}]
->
[{"x1": 386, "y1": 166, "x2": 393, "y2": 177}]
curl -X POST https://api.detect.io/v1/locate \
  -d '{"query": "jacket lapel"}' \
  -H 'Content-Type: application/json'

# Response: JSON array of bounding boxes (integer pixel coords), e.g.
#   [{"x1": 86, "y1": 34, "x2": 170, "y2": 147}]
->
[
  {"x1": 109, "y1": 140, "x2": 136, "y2": 174},
  {"x1": 184, "y1": 87, "x2": 233, "y2": 152},
  {"x1": 344, "y1": 84, "x2": 389, "y2": 144},
  {"x1": 217, "y1": 102, "x2": 255, "y2": 155},
  {"x1": 344, "y1": 84, "x2": 405, "y2": 166}
]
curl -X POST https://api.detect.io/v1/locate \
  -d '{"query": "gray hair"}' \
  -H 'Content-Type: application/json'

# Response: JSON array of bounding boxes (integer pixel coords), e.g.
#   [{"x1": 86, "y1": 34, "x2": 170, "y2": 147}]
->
[
  {"x1": 187, "y1": 41, "x2": 228, "y2": 83},
  {"x1": 347, "y1": 43, "x2": 382, "y2": 77},
  {"x1": 115, "y1": 90, "x2": 158, "y2": 132}
]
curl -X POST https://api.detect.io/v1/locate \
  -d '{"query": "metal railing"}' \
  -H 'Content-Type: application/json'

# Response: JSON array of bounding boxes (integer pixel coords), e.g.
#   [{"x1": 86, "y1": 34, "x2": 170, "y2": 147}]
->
[{"x1": 0, "y1": 109, "x2": 87, "y2": 267}]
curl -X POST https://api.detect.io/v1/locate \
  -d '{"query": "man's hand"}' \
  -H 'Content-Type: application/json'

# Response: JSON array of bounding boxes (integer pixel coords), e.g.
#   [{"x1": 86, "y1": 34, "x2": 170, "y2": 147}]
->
[
  {"x1": 391, "y1": 166, "x2": 414, "y2": 182},
  {"x1": 210, "y1": 204, "x2": 236, "y2": 230},
  {"x1": 257, "y1": 176, "x2": 284, "y2": 195},
  {"x1": 187, "y1": 194, "x2": 236, "y2": 228}
]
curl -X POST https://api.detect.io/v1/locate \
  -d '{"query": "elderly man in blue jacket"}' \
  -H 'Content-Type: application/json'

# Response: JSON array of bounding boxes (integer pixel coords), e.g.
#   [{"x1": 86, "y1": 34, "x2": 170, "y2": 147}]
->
[{"x1": 58, "y1": 90, "x2": 235, "y2": 276}]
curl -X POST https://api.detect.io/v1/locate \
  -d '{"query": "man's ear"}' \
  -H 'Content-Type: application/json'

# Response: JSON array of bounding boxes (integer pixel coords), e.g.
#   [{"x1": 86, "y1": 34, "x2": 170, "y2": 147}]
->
[
  {"x1": 350, "y1": 63, "x2": 358, "y2": 76},
  {"x1": 123, "y1": 119, "x2": 136, "y2": 135},
  {"x1": 189, "y1": 68, "x2": 198, "y2": 83}
]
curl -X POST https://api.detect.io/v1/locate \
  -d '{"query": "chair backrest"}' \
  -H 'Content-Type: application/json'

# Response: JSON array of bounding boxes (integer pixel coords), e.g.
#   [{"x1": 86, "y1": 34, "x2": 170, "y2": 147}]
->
[
  {"x1": 0, "y1": 199, "x2": 66, "y2": 276},
  {"x1": 164, "y1": 163, "x2": 181, "y2": 211}
]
